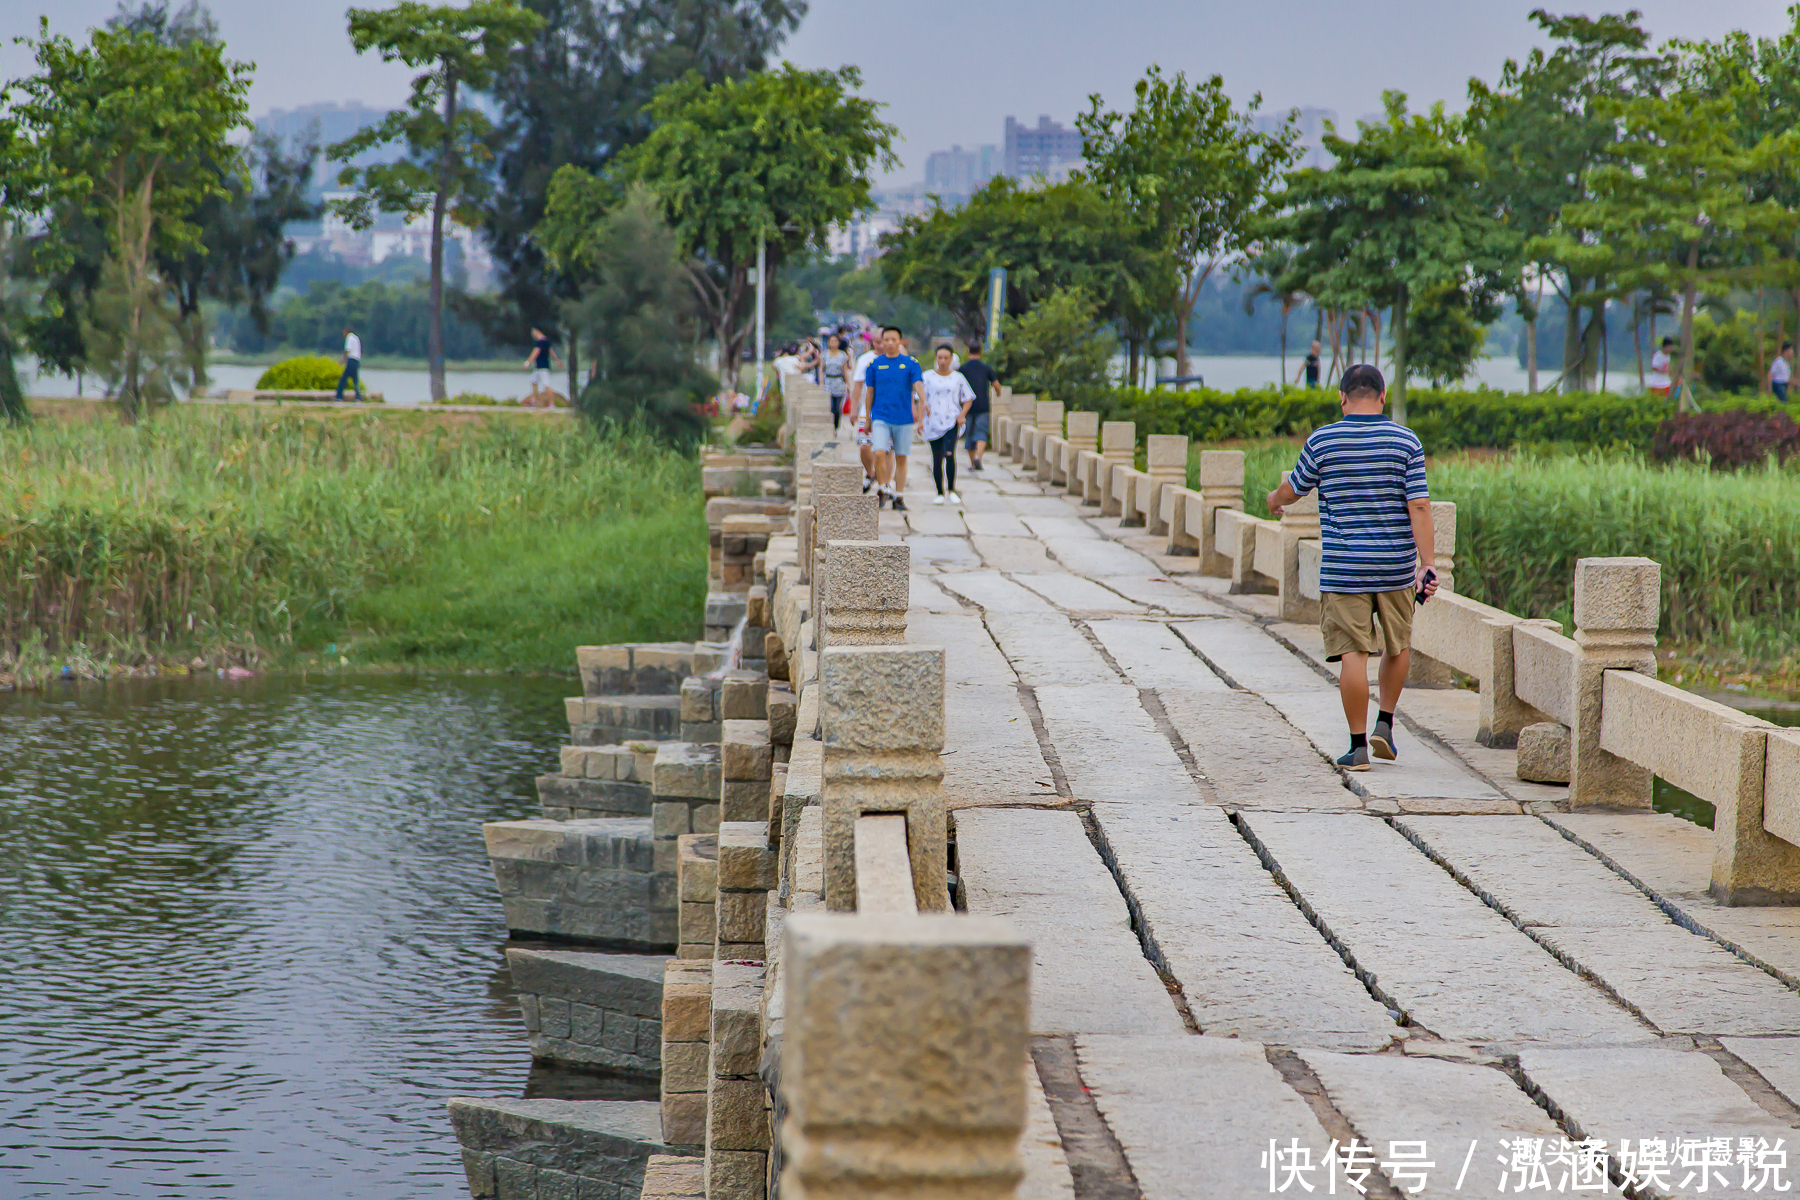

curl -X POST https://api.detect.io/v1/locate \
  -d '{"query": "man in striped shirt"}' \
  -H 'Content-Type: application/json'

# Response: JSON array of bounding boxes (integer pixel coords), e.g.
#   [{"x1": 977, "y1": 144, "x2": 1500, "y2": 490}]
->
[{"x1": 1266, "y1": 364, "x2": 1439, "y2": 771}]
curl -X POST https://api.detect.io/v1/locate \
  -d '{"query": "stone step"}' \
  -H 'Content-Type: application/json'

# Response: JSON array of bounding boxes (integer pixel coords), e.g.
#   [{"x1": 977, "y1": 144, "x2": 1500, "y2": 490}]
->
[
  {"x1": 576, "y1": 643, "x2": 696, "y2": 698},
  {"x1": 1238, "y1": 812, "x2": 1652, "y2": 1047},
  {"x1": 447, "y1": 1097, "x2": 678, "y2": 1199},
  {"x1": 507, "y1": 947, "x2": 666, "y2": 1074},
  {"x1": 536, "y1": 774, "x2": 655, "y2": 821},
  {"x1": 567, "y1": 695, "x2": 682, "y2": 745},
  {"x1": 483, "y1": 818, "x2": 675, "y2": 950}
]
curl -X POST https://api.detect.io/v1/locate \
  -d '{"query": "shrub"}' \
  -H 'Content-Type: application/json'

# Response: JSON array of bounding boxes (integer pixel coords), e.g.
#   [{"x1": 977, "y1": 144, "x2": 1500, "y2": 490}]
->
[
  {"x1": 257, "y1": 356, "x2": 344, "y2": 391},
  {"x1": 1076, "y1": 385, "x2": 1790, "y2": 452},
  {"x1": 1651, "y1": 410, "x2": 1800, "y2": 469}
]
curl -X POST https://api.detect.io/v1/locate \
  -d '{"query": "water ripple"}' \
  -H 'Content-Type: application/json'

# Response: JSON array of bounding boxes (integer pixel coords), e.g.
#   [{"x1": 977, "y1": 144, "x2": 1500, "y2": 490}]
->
[{"x1": 0, "y1": 673, "x2": 572, "y2": 1198}]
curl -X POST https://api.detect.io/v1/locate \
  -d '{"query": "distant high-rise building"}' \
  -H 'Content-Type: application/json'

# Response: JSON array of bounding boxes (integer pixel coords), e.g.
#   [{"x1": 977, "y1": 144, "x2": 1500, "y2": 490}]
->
[
  {"x1": 1004, "y1": 115, "x2": 1083, "y2": 180},
  {"x1": 256, "y1": 101, "x2": 394, "y2": 152},
  {"x1": 1255, "y1": 106, "x2": 1338, "y2": 170},
  {"x1": 924, "y1": 144, "x2": 1000, "y2": 198}
]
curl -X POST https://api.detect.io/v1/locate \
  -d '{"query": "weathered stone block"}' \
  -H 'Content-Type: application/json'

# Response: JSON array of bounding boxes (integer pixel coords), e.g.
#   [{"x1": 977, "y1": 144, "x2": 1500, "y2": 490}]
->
[
  {"x1": 507, "y1": 949, "x2": 664, "y2": 1019},
  {"x1": 654, "y1": 743, "x2": 722, "y2": 801},
  {"x1": 721, "y1": 720, "x2": 772, "y2": 781},
  {"x1": 693, "y1": 803, "x2": 721, "y2": 834},
  {"x1": 707, "y1": 1078, "x2": 771, "y2": 1151},
  {"x1": 718, "y1": 823, "x2": 777, "y2": 891},
  {"x1": 677, "y1": 833, "x2": 717, "y2": 902},
  {"x1": 1515, "y1": 722, "x2": 1571, "y2": 784},
  {"x1": 661, "y1": 959, "x2": 712, "y2": 1042},
  {"x1": 720, "y1": 778, "x2": 767, "y2": 823},
  {"x1": 536, "y1": 775, "x2": 655, "y2": 821},
  {"x1": 660, "y1": 1090, "x2": 707, "y2": 1148},
  {"x1": 719, "y1": 672, "x2": 767, "y2": 722},
  {"x1": 716, "y1": 891, "x2": 768, "y2": 946},
  {"x1": 706, "y1": 1149, "x2": 766, "y2": 1200},
  {"x1": 662, "y1": 1040, "x2": 710, "y2": 1094},
  {"x1": 679, "y1": 901, "x2": 716, "y2": 946},
  {"x1": 819, "y1": 540, "x2": 909, "y2": 649},
  {"x1": 641, "y1": 1154, "x2": 705, "y2": 1199},
  {"x1": 766, "y1": 684, "x2": 797, "y2": 746},
  {"x1": 710, "y1": 961, "x2": 766, "y2": 1076},
  {"x1": 447, "y1": 1098, "x2": 667, "y2": 1199},
  {"x1": 679, "y1": 678, "x2": 714, "y2": 725}
]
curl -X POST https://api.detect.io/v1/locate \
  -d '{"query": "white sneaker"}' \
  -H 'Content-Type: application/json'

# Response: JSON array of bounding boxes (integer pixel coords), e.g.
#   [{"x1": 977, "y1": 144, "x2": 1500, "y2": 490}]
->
[
  {"x1": 948, "y1": 491, "x2": 962, "y2": 505},
  {"x1": 933, "y1": 494, "x2": 945, "y2": 505}
]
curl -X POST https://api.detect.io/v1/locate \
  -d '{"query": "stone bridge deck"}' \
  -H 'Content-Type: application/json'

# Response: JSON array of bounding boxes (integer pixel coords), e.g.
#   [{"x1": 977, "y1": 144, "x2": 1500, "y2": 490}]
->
[{"x1": 881, "y1": 450, "x2": 1800, "y2": 1199}]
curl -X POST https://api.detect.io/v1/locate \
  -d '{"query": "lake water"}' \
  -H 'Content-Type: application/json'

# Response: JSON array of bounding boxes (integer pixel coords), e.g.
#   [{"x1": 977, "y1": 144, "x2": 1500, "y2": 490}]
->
[{"x1": 0, "y1": 674, "x2": 619, "y2": 1200}]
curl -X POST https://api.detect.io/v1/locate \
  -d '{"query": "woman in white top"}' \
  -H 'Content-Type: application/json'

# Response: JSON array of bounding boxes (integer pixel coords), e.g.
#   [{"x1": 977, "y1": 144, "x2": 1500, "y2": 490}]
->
[
  {"x1": 821, "y1": 334, "x2": 851, "y2": 430},
  {"x1": 920, "y1": 344, "x2": 976, "y2": 505},
  {"x1": 1646, "y1": 336, "x2": 1674, "y2": 398}
]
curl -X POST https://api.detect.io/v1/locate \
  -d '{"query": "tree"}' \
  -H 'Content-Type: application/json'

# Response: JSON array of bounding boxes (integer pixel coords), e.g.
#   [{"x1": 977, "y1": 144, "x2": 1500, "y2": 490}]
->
[
  {"x1": 480, "y1": 0, "x2": 805, "y2": 397},
  {"x1": 6, "y1": 17, "x2": 250, "y2": 419},
  {"x1": 626, "y1": 63, "x2": 895, "y2": 382},
  {"x1": 329, "y1": 0, "x2": 545, "y2": 403},
  {"x1": 989, "y1": 287, "x2": 1117, "y2": 410},
  {"x1": 1240, "y1": 245, "x2": 1305, "y2": 386},
  {"x1": 1263, "y1": 93, "x2": 1514, "y2": 424},
  {"x1": 1553, "y1": 89, "x2": 1798, "y2": 410},
  {"x1": 1467, "y1": 10, "x2": 1671, "y2": 392},
  {"x1": 553, "y1": 183, "x2": 712, "y2": 446},
  {"x1": 1077, "y1": 66, "x2": 1297, "y2": 379},
  {"x1": 1406, "y1": 284, "x2": 1494, "y2": 386},
  {"x1": 879, "y1": 175, "x2": 1174, "y2": 354}
]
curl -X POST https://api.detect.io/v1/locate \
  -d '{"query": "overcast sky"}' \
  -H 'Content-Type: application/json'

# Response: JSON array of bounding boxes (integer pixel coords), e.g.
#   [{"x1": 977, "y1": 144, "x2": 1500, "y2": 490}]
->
[{"x1": 1, "y1": 0, "x2": 1789, "y2": 185}]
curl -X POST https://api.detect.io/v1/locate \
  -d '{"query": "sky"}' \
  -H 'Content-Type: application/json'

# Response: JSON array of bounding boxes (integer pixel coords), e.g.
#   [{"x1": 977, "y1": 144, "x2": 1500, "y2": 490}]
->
[{"x1": 0, "y1": 0, "x2": 1790, "y2": 186}]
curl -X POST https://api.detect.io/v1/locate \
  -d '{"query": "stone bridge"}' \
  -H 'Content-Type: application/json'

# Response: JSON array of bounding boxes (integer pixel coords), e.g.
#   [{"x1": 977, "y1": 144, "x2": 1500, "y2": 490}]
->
[{"x1": 451, "y1": 380, "x2": 1800, "y2": 1200}]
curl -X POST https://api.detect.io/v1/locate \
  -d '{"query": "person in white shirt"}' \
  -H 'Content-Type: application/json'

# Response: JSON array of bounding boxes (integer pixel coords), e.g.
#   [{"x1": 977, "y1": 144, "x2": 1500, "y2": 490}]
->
[
  {"x1": 1646, "y1": 336, "x2": 1674, "y2": 398},
  {"x1": 1773, "y1": 341, "x2": 1793, "y2": 403},
  {"x1": 336, "y1": 325, "x2": 363, "y2": 402},
  {"x1": 920, "y1": 344, "x2": 975, "y2": 505}
]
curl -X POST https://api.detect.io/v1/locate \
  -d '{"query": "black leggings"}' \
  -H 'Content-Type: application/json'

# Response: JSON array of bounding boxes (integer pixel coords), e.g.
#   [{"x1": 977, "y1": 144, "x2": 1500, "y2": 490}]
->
[
  {"x1": 929, "y1": 428, "x2": 957, "y2": 494},
  {"x1": 828, "y1": 390, "x2": 845, "y2": 429}
]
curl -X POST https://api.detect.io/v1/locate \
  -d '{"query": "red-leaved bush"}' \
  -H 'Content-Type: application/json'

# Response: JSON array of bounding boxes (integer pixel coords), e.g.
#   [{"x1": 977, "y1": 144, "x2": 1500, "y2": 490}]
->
[{"x1": 1650, "y1": 410, "x2": 1800, "y2": 469}]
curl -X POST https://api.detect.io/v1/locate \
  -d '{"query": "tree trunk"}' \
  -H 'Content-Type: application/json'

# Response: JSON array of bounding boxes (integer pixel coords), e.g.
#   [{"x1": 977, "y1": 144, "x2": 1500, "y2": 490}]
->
[
  {"x1": 1561, "y1": 279, "x2": 1583, "y2": 394},
  {"x1": 0, "y1": 339, "x2": 27, "y2": 425},
  {"x1": 1278, "y1": 301, "x2": 1289, "y2": 388},
  {"x1": 1757, "y1": 288, "x2": 1767, "y2": 393},
  {"x1": 1390, "y1": 288, "x2": 1409, "y2": 426},
  {"x1": 1632, "y1": 295, "x2": 1644, "y2": 387},
  {"x1": 1127, "y1": 338, "x2": 1139, "y2": 392},
  {"x1": 427, "y1": 66, "x2": 459, "y2": 405},
  {"x1": 1527, "y1": 274, "x2": 1543, "y2": 394},
  {"x1": 1678, "y1": 243, "x2": 1700, "y2": 413}
]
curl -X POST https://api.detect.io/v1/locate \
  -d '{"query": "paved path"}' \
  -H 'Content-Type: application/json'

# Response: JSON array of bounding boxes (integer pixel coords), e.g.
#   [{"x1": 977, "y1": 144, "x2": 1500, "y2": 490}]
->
[{"x1": 858, "y1": 448, "x2": 1800, "y2": 1199}]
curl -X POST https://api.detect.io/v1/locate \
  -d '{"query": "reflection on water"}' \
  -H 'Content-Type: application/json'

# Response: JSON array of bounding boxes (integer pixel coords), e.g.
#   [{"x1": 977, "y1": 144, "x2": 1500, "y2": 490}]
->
[
  {"x1": 1654, "y1": 705, "x2": 1800, "y2": 830},
  {"x1": 0, "y1": 674, "x2": 574, "y2": 1199}
]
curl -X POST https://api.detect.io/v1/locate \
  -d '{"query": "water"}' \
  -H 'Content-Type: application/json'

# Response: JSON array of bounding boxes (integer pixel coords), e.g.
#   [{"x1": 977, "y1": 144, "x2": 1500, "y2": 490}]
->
[
  {"x1": 1122, "y1": 354, "x2": 1634, "y2": 395},
  {"x1": 0, "y1": 673, "x2": 587, "y2": 1199},
  {"x1": 22, "y1": 364, "x2": 550, "y2": 408},
  {"x1": 1655, "y1": 705, "x2": 1800, "y2": 829}
]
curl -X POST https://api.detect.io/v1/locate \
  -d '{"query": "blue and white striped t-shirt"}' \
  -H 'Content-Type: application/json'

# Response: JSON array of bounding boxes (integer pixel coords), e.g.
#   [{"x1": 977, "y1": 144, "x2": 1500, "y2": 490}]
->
[{"x1": 1288, "y1": 414, "x2": 1428, "y2": 594}]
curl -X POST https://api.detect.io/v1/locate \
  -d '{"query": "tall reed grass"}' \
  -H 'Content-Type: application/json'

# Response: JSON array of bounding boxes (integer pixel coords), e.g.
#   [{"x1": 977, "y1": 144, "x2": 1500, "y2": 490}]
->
[
  {"x1": 1209, "y1": 441, "x2": 1800, "y2": 658},
  {"x1": 0, "y1": 409, "x2": 701, "y2": 665}
]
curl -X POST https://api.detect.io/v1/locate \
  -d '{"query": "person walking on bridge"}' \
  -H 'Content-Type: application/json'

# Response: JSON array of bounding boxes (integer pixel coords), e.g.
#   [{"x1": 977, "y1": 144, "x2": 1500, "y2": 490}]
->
[
  {"x1": 1265, "y1": 364, "x2": 1438, "y2": 771},
  {"x1": 859, "y1": 325, "x2": 925, "y2": 512}
]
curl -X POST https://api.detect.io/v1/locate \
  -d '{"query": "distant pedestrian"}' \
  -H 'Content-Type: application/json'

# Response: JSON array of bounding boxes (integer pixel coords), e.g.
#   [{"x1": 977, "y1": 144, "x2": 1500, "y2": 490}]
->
[
  {"x1": 957, "y1": 342, "x2": 999, "y2": 470},
  {"x1": 524, "y1": 327, "x2": 562, "y2": 405},
  {"x1": 335, "y1": 324, "x2": 363, "y2": 402},
  {"x1": 1264, "y1": 364, "x2": 1437, "y2": 772},
  {"x1": 1294, "y1": 340, "x2": 1322, "y2": 388},
  {"x1": 1647, "y1": 336, "x2": 1675, "y2": 399},
  {"x1": 1773, "y1": 341, "x2": 1792, "y2": 403},
  {"x1": 849, "y1": 334, "x2": 882, "y2": 491},
  {"x1": 922, "y1": 343, "x2": 975, "y2": 505},
  {"x1": 859, "y1": 325, "x2": 925, "y2": 513},
  {"x1": 822, "y1": 333, "x2": 852, "y2": 431}
]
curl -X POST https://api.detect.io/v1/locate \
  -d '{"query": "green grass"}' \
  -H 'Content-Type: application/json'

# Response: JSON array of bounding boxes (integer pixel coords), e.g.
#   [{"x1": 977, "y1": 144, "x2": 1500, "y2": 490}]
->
[
  {"x1": 0, "y1": 406, "x2": 705, "y2": 681},
  {"x1": 1195, "y1": 439, "x2": 1800, "y2": 665},
  {"x1": 334, "y1": 507, "x2": 705, "y2": 672}
]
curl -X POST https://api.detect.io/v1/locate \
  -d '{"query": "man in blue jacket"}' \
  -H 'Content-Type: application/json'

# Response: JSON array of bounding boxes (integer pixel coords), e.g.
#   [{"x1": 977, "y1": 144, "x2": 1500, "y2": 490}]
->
[{"x1": 859, "y1": 325, "x2": 926, "y2": 512}]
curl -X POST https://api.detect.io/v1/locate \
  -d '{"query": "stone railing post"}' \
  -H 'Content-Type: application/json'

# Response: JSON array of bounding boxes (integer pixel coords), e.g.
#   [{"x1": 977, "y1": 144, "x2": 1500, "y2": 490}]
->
[
  {"x1": 1063, "y1": 412, "x2": 1098, "y2": 492},
  {"x1": 1007, "y1": 395, "x2": 1036, "y2": 463},
  {"x1": 1097, "y1": 421, "x2": 1135, "y2": 515},
  {"x1": 1570, "y1": 557, "x2": 1660, "y2": 807},
  {"x1": 780, "y1": 913, "x2": 1030, "y2": 1200},
  {"x1": 1277, "y1": 471, "x2": 1320, "y2": 622},
  {"x1": 1193, "y1": 450, "x2": 1245, "y2": 576},
  {"x1": 809, "y1": 493, "x2": 878, "y2": 612},
  {"x1": 1480, "y1": 617, "x2": 1559, "y2": 747},
  {"x1": 819, "y1": 541, "x2": 909, "y2": 650},
  {"x1": 1032, "y1": 401, "x2": 1064, "y2": 482},
  {"x1": 1408, "y1": 502, "x2": 1459, "y2": 686},
  {"x1": 819, "y1": 645, "x2": 949, "y2": 912},
  {"x1": 799, "y1": 464, "x2": 863, "y2": 585},
  {"x1": 1143, "y1": 435, "x2": 1188, "y2": 537}
]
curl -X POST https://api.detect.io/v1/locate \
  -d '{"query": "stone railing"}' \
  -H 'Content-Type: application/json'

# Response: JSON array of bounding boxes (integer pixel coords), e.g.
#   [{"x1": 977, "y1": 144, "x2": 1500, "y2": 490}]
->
[{"x1": 1186, "y1": 447, "x2": 1800, "y2": 906}]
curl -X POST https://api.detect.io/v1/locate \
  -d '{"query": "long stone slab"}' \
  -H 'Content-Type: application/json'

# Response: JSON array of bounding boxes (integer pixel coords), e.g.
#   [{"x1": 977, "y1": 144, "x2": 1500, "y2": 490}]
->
[
  {"x1": 962, "y1": 511, "x2": 1030, "y2": 538},
  {"x1": 1171, "y1": 619, "x2": 1327, "y2": 694},
  {"x1": 944, "y1": 682, "x2": 1059, "y2": 808},
  {"x1": 1022, "y1": 1059, "x2": 1077, "y2": 1199},
  {"x1": 1720, "y1": 1037, "x2": 1800, "y2": 1111},
  {"x1": 1517, "y1": 1045, "x2": 1793, "y2": 1199},
  {"x1": 902, "y1": 533, "x2": 982, "y2": 570},
  {"x1": 1034, "y1": 682, "x2": 1202, "y2": 808},
  {"x1": 971, "y1": 535, "x2": 1063, "y2": 573},
  {"x1": 1259, "y1": 689, "x2": 1508, "y2": 803},
  {"x1": 1016, "y1": 573, "x2": 1146, "y2": 612},
  {"x1": 447, "y1": 1098, "x2": 669, "y2": 1199},
  {"x1": 1298, "y1": 1050, "x2": 1562, "y2": 1200},
  {"x1": 1090, "y1": 804, "x2": 1398, "y2": 1049},
  {"x1": 507, "y1": 948, "x2": 665, "y2": 1073},
  {"x1": 1238, "y1": 813, "x2": 1651, "y2": 1046},
  {"x1": 956, "y1": 809, "x2": 1185, "y2": 1035},
  {"x1": 1019, "y1": 514, "x2": 1104, "y2": 540},
  {"x1": 1041, "y1": 536, "x2": 1154, "y2": 578},
  {"x1": 1076, "y1": 1035, "x2": 1333, "y2": 1200},
  {"x1": 901, "y1": 509, "x2": 967, "y2": 536},
  {"x1": 907, "y1": 610, "x2": 1017, "y2": 681},
  {"x1": 933, "y1": 570, "x2": 1057, "y2": 613},
  {"x1": 1398, "y1": 816, "x2": 1800, "y2": 1036},
  {"x1": 1086, "y1": 619, "x2": 1229, "y2": 692},
  {"x1": 483, "y1": 818, "x2": 675, "y2": 949},
  {"x1": 985, "y1": 612, "x2": 1116, "y2": 686},
  {"x1": 1096, "y1": 576, "x2": 1231, "y2": 616},
  {"x1": 1159, "y1": 690, "x2": 1359, "y2": 811},
  {"x1": 907, "y1": 573, "x2": 966, "y2": 612}
]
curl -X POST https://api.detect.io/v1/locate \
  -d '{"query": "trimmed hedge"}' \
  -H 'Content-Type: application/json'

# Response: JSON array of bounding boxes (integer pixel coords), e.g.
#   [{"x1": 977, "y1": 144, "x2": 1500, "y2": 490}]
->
[
  {"x1": 1652, "y1": 411, "x2": 1800, "y2": 469},
  {"x1": 1075, "y1": 385, "x2": 1793, "y2": 452},
  {"x1": 256, "y1": 356, "x2": 344, "y2": 391}
]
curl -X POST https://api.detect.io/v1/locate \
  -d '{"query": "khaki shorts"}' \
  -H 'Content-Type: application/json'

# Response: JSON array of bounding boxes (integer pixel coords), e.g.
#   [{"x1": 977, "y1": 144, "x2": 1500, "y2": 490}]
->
[{"x1": 1321, "y1": 589, "x2": 1415, "y2": 662}]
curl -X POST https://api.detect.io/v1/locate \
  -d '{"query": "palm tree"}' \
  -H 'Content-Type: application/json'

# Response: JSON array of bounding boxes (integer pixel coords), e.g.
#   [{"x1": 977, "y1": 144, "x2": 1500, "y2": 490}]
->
[{"x1": 1241, "y1": 246, "x2": 1306, "y2": 387}]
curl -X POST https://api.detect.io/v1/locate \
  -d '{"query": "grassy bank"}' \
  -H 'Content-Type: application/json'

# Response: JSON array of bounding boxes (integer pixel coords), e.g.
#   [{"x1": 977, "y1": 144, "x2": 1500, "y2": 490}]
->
[
  {"x1": 1204, "y1": 441, "x2": 1800, "y2": 691},
  {"x1": 209, "y1": 351, "x2": 525, "y2": 372},
  {"x1": 0, "y1": 408, "x2": 705, "y2": 684}
]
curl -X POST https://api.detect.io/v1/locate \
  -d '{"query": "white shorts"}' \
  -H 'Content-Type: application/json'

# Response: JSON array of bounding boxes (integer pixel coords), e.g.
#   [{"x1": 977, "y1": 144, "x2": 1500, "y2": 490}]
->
[{"x1": 532, "y1": 367, "x2": 552, "y2": 390}]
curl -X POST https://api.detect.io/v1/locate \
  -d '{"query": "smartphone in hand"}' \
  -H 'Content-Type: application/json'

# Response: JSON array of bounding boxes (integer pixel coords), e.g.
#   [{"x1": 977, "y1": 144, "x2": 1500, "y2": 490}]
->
[{"x1": 1415, "y1": 567, "x2": 1437, "y2": 607}]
